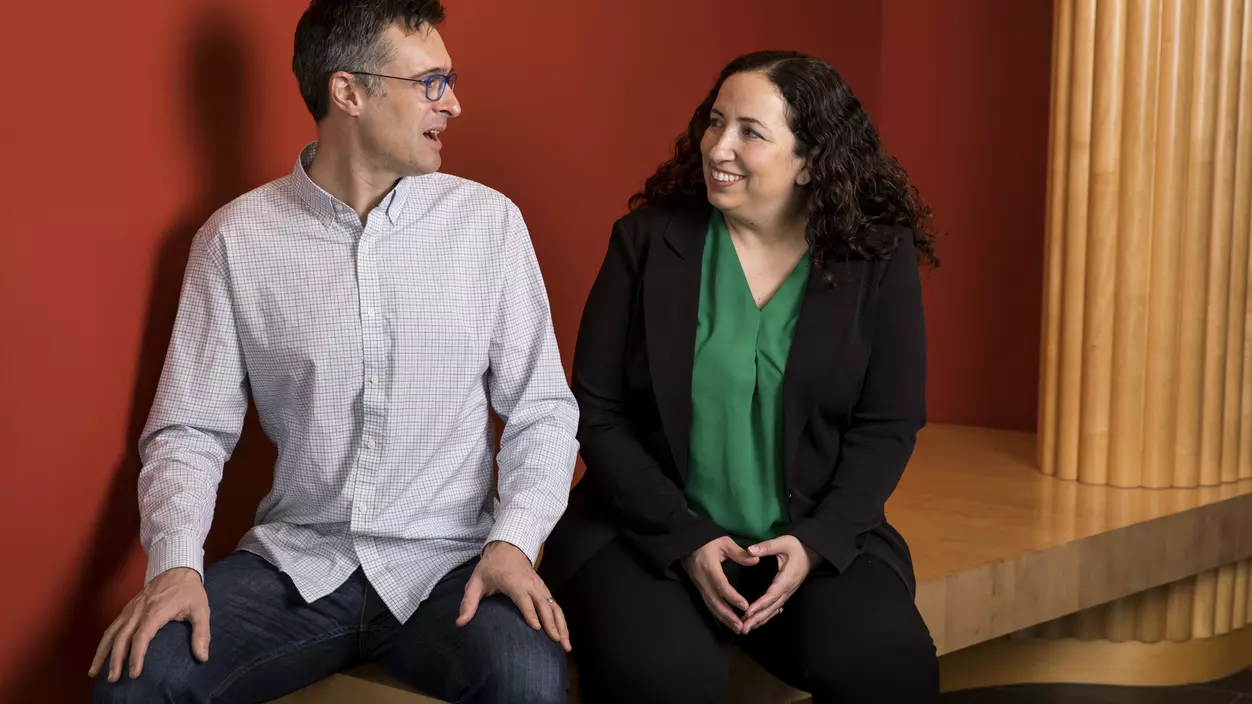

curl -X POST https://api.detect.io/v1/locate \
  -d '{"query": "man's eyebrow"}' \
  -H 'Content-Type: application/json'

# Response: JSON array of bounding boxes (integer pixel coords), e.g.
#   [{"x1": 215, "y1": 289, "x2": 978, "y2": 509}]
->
[{"x1": 407, "y1": 65, "x2": 452, "y2": 79}]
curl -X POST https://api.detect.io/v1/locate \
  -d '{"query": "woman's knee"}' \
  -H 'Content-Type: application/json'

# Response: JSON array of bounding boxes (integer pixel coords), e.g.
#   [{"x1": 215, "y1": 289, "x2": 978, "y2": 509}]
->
[
  {"x1": 802, "y1": 621, "x2": 938, "y2": 701},
  {"x1": 577, "y1": 639, "x2": 728, "y2": 704}
]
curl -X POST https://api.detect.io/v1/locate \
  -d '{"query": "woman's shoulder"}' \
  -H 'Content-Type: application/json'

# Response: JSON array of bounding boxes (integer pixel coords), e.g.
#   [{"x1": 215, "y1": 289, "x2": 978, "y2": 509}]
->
[
  {"x1": 859, "y1": 222, "x2": 916, "y2": 258},
  {"x1": 609, "y1": 201, "x2": 711, "y2": 254},
  {"x1": 614, "y1": 201, "x2": 704, "y2": 232}
]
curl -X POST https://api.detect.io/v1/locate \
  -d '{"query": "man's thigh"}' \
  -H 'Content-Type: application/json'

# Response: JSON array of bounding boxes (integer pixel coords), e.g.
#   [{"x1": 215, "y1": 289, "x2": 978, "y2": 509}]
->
[
  {"x1": 371, "y1": 558, "x2": 568, "y2": 704},
  {"x1": 93, "y1": 551, "x2": 362, "y2": 704}
]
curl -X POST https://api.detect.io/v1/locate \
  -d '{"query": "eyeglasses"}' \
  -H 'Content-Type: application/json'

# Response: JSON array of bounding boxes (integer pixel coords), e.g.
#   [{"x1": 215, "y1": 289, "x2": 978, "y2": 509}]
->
[{"x1": 348, "y1": 71, "x2": 457, "y2": 101}]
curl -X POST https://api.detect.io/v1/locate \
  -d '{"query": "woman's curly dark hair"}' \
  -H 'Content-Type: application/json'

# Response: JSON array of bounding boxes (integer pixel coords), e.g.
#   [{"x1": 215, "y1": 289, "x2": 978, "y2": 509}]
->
[{"x1": 631, "y1": 50, "x2": 938, "y2": 280}]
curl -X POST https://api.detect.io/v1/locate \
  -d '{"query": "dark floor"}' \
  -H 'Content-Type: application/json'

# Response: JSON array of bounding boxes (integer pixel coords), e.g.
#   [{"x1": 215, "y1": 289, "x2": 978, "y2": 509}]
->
[{"x1": 941, "y1": 668, "x2": 1252, "y2": 703}]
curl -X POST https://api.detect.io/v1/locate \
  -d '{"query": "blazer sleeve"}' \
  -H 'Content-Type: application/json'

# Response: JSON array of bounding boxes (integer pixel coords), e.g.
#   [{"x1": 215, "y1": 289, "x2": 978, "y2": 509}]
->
[
  {"x1": 572, "y1": 218, "x2": 724, "y2": 576},
  {"x1": 788, "y1": 232, "x2": 927, "y2": 574}
]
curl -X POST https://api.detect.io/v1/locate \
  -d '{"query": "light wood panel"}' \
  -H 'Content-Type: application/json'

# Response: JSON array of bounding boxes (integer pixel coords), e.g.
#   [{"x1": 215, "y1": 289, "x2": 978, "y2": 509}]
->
[
  {"x1": 1041, "y1": 0, "x2": 1252, "y2": 487},
  {"x1": 940, "y1": 623, "x2": 1252, "y2": 691},
  {"x1": 1024, "y1": 558, "x2": 1252, "y2": 641},
  {"x1": 891, "y1": 425, "x2": 1252, "y2": 654}
]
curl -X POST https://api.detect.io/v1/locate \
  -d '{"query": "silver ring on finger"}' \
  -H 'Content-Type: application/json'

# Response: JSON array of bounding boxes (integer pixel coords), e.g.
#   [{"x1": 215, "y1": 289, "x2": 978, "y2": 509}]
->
[{"x1": 545, "y1": 597, "x2": 556, "y2": 604}]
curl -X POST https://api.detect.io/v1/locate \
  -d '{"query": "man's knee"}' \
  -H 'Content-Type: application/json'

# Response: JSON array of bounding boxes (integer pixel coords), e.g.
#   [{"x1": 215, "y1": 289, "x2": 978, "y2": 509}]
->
[
  {"x1": 91, "y1": 668, "x2": 203, "y2": 704},
  {"x1": 466, "y1": 597, "x2": 568, "y2": 704},
  {"x1": 90, "y1": 623, "x2": 207, "y2": 704}
]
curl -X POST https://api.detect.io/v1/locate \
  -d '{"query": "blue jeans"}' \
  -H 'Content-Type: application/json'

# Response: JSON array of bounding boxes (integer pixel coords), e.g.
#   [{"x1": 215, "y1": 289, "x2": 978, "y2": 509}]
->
[{"x1": 91, "y1": 551, "x2": 567, "y2": 704}]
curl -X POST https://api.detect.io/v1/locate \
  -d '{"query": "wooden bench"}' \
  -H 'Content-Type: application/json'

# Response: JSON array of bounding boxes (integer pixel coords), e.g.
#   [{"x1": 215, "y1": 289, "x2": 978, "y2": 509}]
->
[{"x1": 276, "y1": 424, "x2": 1252, "y2": 702}]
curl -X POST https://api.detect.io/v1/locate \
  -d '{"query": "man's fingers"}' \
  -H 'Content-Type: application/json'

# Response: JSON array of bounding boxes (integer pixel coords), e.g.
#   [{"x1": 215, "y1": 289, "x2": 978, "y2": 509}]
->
[
  {"x1": 552, "y1": 602, "x2": 571, "y2": 652},
  {"x1": 511, "y1": 588, "x2": 542, "y2": 631},
  {"x1": 533, "y1": 593, "x2": 561, "y2": 644},
  {"x1": 189, "y1": 601, "x2": 211, "y2": 662},
  {"x1": 89, "y1": 616, "x2": 123, "y2": 678},
  {"x1": 108, "y1": 607, "x2": 143, "y2": 682},
  {"x1": 128, "y1": 601, "x2": 179, "y2": 676},
  {"x1": 456, "y1": 574, "x2": 485, "y2": 627}
]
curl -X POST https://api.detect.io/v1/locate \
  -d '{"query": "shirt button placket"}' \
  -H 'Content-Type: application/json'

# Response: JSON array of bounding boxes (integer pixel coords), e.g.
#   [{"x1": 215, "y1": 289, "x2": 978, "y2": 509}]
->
[{"x1": 353, "y1": 220, "x2": 386, "y2": 532}]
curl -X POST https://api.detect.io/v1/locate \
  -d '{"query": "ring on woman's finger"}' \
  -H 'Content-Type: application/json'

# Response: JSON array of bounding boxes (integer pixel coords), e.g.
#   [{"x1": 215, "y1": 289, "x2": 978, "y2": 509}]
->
[{"x1": 545, "y1": 597, "x2": 556, "y2": 604}]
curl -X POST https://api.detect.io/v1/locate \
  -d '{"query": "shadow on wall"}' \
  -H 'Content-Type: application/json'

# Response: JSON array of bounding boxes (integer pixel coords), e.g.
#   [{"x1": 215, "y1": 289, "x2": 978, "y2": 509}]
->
[{"x1": 2, "y1": 8, "x2": 278, "y2": 702}]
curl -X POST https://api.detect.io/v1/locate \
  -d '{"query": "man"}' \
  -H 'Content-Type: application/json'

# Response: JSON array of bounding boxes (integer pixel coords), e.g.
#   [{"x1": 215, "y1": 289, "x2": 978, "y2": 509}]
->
[{"x1": 89, "y1": 1, "x2": 578, "y2": 702}]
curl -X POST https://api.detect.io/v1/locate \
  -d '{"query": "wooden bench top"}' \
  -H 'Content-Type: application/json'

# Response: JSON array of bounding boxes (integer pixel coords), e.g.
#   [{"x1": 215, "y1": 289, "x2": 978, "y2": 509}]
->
[
  {"x1": 895, "y1": 424, "x2": 1252, "y2": 654},
  {"x1": 278, "y1": 423, "x2": 1252, "y2": 702}
]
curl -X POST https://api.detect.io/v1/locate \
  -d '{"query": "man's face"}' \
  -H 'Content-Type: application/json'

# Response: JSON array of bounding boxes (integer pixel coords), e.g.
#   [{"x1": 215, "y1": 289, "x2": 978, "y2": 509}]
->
[{"x1": 357, "y1": 24, "x2": 461, "y2": 177}]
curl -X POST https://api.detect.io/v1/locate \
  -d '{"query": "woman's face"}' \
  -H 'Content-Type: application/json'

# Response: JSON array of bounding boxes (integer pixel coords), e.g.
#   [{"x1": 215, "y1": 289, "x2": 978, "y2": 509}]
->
[{"x1": 700, "y1": 71, "x2": 809, "y2": 225}]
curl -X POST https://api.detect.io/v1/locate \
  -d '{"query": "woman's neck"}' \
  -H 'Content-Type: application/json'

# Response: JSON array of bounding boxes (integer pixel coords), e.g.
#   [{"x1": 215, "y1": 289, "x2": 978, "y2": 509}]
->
[{"x1": 722, "y1": 206, "x2": 808, "y2": 250}]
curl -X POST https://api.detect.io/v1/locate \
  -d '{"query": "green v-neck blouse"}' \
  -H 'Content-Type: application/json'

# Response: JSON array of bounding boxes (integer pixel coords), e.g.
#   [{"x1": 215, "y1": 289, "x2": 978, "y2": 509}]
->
[{"x1": 685, "y1": 210, "x2": 812, "y2": 545}]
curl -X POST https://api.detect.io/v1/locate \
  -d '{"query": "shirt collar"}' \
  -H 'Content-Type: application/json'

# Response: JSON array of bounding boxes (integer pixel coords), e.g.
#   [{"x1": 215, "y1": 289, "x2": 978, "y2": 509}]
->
[{"x1": 292, "y1": 141, "x2": 410, "y2": 227}]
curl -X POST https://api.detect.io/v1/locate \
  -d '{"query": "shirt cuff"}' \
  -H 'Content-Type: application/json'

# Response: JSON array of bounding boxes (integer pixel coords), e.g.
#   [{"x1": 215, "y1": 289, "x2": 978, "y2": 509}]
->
[
  {"x1": 486, "y1": 508, "x2": 548, "y2": 565},
  {"x1": 145, "y1": 533, "x2": 205, "y2": 584}
]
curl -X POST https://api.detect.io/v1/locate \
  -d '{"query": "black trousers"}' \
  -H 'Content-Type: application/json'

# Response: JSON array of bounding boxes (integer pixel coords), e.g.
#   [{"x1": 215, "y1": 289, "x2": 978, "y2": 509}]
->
[{"x1": 556, "y1": 538, "x2": 938, "y2": 703}]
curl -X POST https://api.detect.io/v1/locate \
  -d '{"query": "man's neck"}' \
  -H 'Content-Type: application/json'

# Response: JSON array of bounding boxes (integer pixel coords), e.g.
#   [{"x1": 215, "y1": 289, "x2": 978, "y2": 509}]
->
[{"x1": 306, "y1": 137, "x2": 401, "y2": 223}]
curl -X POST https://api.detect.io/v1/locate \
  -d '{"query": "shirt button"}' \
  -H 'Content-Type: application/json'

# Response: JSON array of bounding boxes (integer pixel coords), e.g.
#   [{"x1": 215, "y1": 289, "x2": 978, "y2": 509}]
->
[
  {"x1": 371, "y1": 375, "x2": 380, "y2": 385},
  {"x1": 367, "y1": 308, "x2": 376, "y2": 317},
  {"x1": 365, "y1": 438, "x2": 376, "y2": 450},
  {"x1": 322, "y1": 216, "x2": 332, "y2": 227}
]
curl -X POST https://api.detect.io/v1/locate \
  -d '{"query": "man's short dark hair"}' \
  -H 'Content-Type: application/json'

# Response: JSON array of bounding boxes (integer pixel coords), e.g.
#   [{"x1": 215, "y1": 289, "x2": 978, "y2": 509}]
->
[{"x1": 293, "y1": 0, "x2": 446, "y2": 122}]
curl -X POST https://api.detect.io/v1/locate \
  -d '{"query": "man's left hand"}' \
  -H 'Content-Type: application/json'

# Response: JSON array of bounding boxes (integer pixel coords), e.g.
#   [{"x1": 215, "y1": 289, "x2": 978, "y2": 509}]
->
[
  {"x1": 456, "y1": 541, "x2": 571, "y2": 652},
  {"x1": 740, "y1": 535, "x2": 823, "y2": 633}
]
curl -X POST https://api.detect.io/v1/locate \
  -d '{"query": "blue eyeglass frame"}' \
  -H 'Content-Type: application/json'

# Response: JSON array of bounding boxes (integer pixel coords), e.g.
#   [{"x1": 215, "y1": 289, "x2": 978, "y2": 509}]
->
[{"x1": 348, "y1": 71, "x2": 457, "y2": 101}]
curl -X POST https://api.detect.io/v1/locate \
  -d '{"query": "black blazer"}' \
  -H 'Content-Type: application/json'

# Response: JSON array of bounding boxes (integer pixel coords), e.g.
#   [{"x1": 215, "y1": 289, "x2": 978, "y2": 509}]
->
[{"x1": 539, "y1": 202, "x2": 926, "y2": 596}]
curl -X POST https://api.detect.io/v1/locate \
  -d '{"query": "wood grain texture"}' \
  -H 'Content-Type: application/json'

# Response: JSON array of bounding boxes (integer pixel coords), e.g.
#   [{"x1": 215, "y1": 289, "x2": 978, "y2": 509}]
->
[
  {"x1": 940, "y1": 624, "x2": 1252, "y2": 691},
  {"x1": 892, "y1": 426, "x2": 1252, "y2": 654},
  {"x1": 1042, "y1": 0, "x2": 1252, "y2": 487}
]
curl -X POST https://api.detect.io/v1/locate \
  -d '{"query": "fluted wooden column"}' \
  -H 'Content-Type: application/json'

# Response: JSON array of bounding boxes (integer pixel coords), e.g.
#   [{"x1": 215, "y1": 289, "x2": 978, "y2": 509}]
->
[{"x1": 1039, "y1": 0, "x2": 1252, "y2": 486}]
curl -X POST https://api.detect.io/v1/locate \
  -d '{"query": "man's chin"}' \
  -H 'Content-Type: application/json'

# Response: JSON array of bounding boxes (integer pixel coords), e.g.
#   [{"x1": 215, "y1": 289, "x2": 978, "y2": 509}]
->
[{"x1": 406, "y1": 156, "x2": 442, "y2": 177}]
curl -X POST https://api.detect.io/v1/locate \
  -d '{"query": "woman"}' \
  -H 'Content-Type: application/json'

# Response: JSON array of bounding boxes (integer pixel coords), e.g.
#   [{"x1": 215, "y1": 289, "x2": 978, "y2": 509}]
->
[{"x1": 539, "y1": 50, "x2": 940, "y2": 702}]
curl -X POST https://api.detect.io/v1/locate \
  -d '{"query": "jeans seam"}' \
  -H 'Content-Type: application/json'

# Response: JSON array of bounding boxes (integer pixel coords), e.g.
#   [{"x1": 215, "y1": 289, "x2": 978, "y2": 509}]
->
[
  {"x1": 358, "y1": 583, "x2": 370, "y2": 661},
  {"x1": 208, "y1": 624, "x2": 360, "y2": 699}
]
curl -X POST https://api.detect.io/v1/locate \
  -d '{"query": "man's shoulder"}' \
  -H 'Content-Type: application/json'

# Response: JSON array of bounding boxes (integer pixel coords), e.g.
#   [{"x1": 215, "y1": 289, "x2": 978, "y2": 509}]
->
[
  {"x1": 198, "y1": 176, "x2": 296, "y2": 241},
  {"x1": 408, "y1": 172, "x2": 518, "y2": 218}
]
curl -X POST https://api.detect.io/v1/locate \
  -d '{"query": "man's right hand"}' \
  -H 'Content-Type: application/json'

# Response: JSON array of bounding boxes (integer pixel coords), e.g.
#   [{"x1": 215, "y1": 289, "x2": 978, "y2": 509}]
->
[
  {"x1": 680, "y1": 537, "x2": 759, "y2": 634},
  {"x1": 88, "y1": 567, "x2": 210, "y2": 683}
]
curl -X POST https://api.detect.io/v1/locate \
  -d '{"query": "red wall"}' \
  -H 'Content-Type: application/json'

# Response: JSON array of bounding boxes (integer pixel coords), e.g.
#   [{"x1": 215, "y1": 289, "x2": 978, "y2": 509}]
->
[
  {"x1": 0, "y1": 1, "x2": 887, "y2": 700},
  {"x1": 879, "y1": 0, "x2": 1055, "y2": 430}
]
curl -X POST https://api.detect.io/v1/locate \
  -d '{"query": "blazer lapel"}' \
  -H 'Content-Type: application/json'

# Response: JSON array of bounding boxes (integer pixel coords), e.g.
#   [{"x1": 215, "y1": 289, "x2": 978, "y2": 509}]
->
[
  {"x1": 782, "y1": 261, "x2": 865, "y2": 489},
  {"x1": 644, "y1": 204, "x2": 711, "y2": 481}
]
